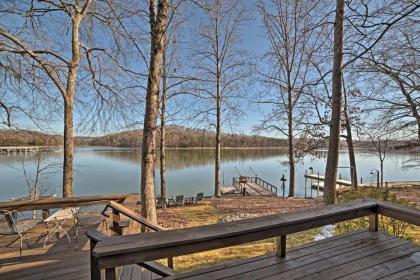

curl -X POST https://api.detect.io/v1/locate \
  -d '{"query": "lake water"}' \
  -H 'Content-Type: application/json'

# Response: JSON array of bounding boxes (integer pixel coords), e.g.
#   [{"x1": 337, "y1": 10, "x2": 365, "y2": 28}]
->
[{"x1": 1, "y1": 147, "x2": 419, "y2": 201}]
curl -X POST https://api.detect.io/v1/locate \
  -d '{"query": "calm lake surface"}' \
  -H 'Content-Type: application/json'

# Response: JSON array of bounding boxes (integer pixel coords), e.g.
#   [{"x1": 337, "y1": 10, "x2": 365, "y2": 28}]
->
[{"x1": 1, "y1": 147, "x2": 419, "y2": 201}]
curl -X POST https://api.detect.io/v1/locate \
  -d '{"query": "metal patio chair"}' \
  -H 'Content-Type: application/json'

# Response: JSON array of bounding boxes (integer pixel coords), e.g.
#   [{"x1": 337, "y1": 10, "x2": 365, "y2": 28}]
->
[
  {"x1": 0, "y1": 209, "x2": 43, "y2": 257},
  {"x1": 175, "y1": 195, "x2": 184, "y2": 207},
  {"x1": 195, "y1": 193, "x2": 204, "y2": 204},
  {"x1": 72, "y1": 207, "x2": 107, "y2": 250},
  {"x1": 156, "y1": 197, "x2": 167, "y2": 208}
]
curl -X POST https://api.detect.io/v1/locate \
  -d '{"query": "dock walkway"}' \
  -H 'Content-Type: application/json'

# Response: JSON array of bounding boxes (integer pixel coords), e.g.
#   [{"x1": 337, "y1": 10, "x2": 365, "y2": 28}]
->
[{"x1": 221, "y1": 176, "x2": 278, "y2": 196}]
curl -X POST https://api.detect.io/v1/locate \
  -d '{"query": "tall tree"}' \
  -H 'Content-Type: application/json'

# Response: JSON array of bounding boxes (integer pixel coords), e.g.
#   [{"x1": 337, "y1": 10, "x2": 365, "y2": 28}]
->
[
  {"x1": 258, "y1": 0, "x2": 328, "y2": 197},
  {"x1": 323, "y1": 0, "x2": 419, "y2": 203},
  {"x1": 0, "y1": 1, "x2": 139, "y2": 197},
  {"x1": 0, "y1": 0, "x2": 93, "y2": 197},
  {"x1": 323, "y1": 0, "x2": 345, "y2": 204},
  {"x1": 141, "y1": 0, "x2": 169, "y2": 223},
  {"x1": 192, "y1": 0, "x2": 248, "y2": 197}
]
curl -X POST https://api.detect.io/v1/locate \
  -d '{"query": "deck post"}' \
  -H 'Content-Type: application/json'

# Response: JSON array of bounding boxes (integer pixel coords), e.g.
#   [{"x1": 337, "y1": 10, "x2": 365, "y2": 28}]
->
[
  {"x1": 275, "y1": 235, "x2": 286, "y2": 258},
  {"x1": 105, "y1": 268, "x2": 116, "y2": 280},
  {"x1": 369, "y1": 213, "x2": 379, "y2": 232},
  {"x1": 168, "y1": 257, "x2": 174, "y2": 268},
  {"x1": 88, "y1": 236, "x2": 102, "y2": 280},
  {"x1": 111, "y1": 208, "x2": 123, "y2": 236}
]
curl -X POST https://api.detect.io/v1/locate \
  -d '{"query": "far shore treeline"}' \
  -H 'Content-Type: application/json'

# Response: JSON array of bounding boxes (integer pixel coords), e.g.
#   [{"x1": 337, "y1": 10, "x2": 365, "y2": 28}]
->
[
  {"x1": 0, "y1": 126, "x2": 289, "y2": 148},
  {"x1": 2, "y1": 126, "x2": 418, "y2": 150}
]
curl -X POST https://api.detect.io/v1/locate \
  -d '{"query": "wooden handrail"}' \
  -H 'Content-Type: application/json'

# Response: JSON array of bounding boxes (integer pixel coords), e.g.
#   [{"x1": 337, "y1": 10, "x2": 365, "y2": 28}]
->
[
  {"x1": 86, "y1": 229, "x2": 176, "y2": 279},
  {"x1": 0, "y1": 194, "x2": 128, "y2": 212},
  {"x1": 103, "y1": 201, "x2": 165, "y2": 232},
  {"x1": 90, "y1": 199, "x2": 419, "y2": 274},
  {"x1": 92, "y1": 199, "x2": 377, "y2": 268}
]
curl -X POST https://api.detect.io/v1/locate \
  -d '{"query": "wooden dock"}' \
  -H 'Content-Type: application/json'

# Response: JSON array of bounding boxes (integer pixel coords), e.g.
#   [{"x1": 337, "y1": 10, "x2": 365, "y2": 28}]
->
[
  {"x1": 304, "y1": 173, "x2": 370, "y2": 187},
  {"x1": 222, "y1": 176, "x2": 278, "y2": 196},
  {"x1": 0, "y1": 146, "x2": 55, "y2": 154}
]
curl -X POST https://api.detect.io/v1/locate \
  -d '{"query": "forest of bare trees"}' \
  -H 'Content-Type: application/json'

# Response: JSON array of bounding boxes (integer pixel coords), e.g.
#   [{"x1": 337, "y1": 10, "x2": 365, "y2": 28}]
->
[{"x1": 0, "y1": 0, "x2": 418, "y2": 212}]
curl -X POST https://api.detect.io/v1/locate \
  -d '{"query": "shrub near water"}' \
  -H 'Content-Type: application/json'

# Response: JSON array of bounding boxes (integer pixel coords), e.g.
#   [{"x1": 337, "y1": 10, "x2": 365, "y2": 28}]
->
[{"x1": 336, "y1": 188, "x2": 415, "y2": 240}]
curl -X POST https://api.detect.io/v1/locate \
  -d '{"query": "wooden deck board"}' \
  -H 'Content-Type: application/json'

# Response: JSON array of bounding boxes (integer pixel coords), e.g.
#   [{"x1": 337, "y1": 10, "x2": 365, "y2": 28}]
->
[{"x1": 164, "y1": 231, "x2": 420, "y2": 280}]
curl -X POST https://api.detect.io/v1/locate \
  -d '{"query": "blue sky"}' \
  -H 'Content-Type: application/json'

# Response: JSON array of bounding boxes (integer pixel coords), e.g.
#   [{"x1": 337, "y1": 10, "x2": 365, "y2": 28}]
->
[{"x1": 0, "y1": 1, "x2": 316, "y2": 138}]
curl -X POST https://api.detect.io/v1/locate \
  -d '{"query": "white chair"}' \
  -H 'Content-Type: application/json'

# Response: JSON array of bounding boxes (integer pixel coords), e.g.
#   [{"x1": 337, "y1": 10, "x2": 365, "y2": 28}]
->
[{"x1": 0, "y1": 210, "x2": 43, "y2": 257}]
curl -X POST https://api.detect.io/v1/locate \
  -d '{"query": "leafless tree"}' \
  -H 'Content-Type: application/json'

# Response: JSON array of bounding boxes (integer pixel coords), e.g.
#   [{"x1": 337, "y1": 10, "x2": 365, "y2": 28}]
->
[
  {"x1": 159, "y1": 2, "x2": 195, "y2": 204},
  {"x1": 0, "y1": 1, "x2": 94, "y2": 197},
  {"x1": 191, "y1": 0, "x2": 249, "y2": 197},
  {"x1": 0, "y1": 1, "x2": 141, "y2": 197},
  {"x1": 257, "y1": 0, "x2": 329, "y2": 197},
  {"x1": 357, "y1": 21, "x2": 419, "y2": 141},
  {"x1": 323, "y1": 0, "x2": 419, "y2": 204},
  {"x1": 141, "y1": 0, "x2": 169, "y2": 223},
  {"x1": 323, "y1": 0, "x2": 345, "y2": 204},
  {"x1": 363, "y1": 122, "x2": 398, "y2": 188}
]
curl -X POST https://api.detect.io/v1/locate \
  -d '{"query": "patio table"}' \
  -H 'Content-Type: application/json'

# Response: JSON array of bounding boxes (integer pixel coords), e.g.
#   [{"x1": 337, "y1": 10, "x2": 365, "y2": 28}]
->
[{"x1": 44, "y1": 207, "x2": 78, "y2": 246}]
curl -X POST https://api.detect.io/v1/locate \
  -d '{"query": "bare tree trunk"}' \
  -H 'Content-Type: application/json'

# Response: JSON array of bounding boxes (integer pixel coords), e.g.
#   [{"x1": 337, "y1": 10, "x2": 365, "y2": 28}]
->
[
  {"x1": 215, "y1": 16, "x2": 221, "y2": 198},
  {"x1": 287, "y1": 100, "x2": 295, "y2": 197},
  {"x1": 63, "y1": 99, "x2": 74, "y2": 198},
  {"x1": 62, "y1": 11, "x2": 85, "y2": 198},
  {"x1": 215, "y1": 89, "x2": 221, "y2": 197},
  {"x1": 343, "y1": 88, "x2": 358, "y2": 189},
  {"x1": 141, "y1": 0, "x2": 169, "y2": 223},
  {"x1": 160, "y1": 51, "x2": 167, "y2": 204},
  {"x1": 345, "y1": 118, "x2": 358, "y2": 189},
  {"x1": 324, "y1": 0, "x2": 345, "y2": 204},
  {"x1": 380, "y1": 159, "x2": 384, "y2": 188}
]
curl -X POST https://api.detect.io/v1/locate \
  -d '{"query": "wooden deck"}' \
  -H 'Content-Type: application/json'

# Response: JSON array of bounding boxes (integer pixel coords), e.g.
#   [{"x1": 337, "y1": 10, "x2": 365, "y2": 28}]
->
[
  {"x1": 2, "y1": 198, "x2": 419, "y2": 280},
  {"x1": 164, "y1": 230, "x2": 420, "y2": 279},
  {"x1": 89, "y1": 199, "x2": 420, "y2": 280},
  {"x1": 0, "y1": 215, "x2": 161, "y2": 280}
]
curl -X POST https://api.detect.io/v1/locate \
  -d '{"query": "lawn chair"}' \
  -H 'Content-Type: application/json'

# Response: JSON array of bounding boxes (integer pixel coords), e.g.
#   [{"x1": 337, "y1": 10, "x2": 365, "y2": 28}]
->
[
  {"x1": 156, "y1": 197, "x2": 167, "y2": 208},
  {"x1": 175, "y1": 195, "x2": 184, "y2": 207},
  {"x1": 167, "y1": 197, "x2": 176, "y2": 207},
  {"x1": 195, "y1": 193, "x2": 204, "y2": 204},
  {"x1": 0, "y1": 210, "x2": 43, "y2": 257}
]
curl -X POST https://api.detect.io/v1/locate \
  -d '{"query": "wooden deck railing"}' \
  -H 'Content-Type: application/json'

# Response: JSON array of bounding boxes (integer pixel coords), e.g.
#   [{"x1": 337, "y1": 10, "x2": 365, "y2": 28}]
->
[
  {"x1": 88, "y1": 199, "x2": 420, "y2": 279},
  {"x1": 0, "y1": 194, "x2": 128, "y2": 218}
]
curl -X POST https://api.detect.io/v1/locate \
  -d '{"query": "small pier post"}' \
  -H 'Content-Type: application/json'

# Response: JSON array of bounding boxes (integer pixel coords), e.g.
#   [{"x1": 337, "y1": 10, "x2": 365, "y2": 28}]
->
[{"x1": 317, "y1": 172, "x2": 320, "y2": 197}]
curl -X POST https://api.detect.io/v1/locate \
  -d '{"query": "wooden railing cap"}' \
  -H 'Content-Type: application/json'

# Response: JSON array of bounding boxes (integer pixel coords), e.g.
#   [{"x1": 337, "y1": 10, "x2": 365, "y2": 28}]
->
[{"x1": 92, "y1": 199, "x2": 379, "y2": 259}]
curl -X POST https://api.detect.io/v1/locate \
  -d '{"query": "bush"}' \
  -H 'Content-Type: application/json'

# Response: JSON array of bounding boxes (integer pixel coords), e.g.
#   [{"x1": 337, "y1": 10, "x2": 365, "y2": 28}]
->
[{"x1": 335, "y1": 187, "x2": 415, "y2": 240}]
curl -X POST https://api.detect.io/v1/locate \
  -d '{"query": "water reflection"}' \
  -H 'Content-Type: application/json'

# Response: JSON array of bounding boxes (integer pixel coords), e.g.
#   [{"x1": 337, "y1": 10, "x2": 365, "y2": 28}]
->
[
  {"x1": 0, "y1": 147, "x2": 419, "y2": 201},
  {"x1": 92, "y1": 148, "x2": 288, "y2": 170}
]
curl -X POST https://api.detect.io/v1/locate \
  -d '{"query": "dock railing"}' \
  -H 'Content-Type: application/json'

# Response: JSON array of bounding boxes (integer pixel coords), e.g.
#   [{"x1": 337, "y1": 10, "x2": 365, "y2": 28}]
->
[
  {"x1": 89, "y1": 199, "x2": 420, "y2": 279},
  {"x1": 232, "y1": 176, "x2": 278, "y2": 195}
]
